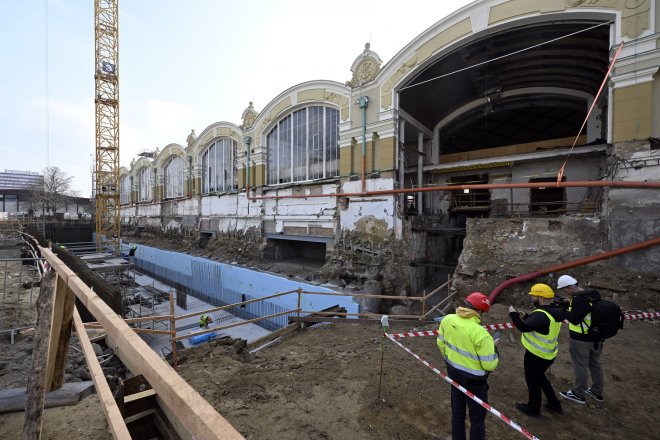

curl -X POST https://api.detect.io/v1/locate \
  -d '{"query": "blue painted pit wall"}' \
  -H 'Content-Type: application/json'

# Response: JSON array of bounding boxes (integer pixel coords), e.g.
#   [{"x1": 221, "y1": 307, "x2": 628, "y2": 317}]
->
[{"x1": 121, "y1": 243, "x2": 359, "y2": 330}]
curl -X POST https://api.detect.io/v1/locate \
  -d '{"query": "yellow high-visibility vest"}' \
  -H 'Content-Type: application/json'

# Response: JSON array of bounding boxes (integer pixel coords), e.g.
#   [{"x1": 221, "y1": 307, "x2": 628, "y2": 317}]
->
[
  {"x1": 521, "y1": 309, "x2": 560, "y2": 360},
  {"x1": 437, "y1": 314, "x2": 498, "y2": 377},
  {"x1": 568, "y1": 301, "x2": 592, "y2": 334}
]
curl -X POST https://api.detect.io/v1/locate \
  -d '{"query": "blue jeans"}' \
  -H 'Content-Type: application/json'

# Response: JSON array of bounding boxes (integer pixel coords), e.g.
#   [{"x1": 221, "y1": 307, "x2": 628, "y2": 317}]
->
[{"x1": 447, "y1": 364, "x2": 488, "y2": 440}]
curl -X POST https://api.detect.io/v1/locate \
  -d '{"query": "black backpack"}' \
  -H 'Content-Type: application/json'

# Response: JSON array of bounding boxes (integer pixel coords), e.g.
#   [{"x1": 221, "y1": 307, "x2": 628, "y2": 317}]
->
[{"x1": 587, "y1": 298, "x2": 624, "y2": 341}]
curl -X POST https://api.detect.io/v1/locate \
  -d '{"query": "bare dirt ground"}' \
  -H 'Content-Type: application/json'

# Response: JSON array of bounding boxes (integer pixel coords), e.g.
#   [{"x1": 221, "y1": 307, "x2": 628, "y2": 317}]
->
[
  {"x1": 1, "y1": 231, "x2": 658, "y2": 439},
  {"x1": 173, "y1": 305, "x2": 659, "y2": 440},
  {"x1": 2, "y1": 308, "x2": 658, "y2": 440}
]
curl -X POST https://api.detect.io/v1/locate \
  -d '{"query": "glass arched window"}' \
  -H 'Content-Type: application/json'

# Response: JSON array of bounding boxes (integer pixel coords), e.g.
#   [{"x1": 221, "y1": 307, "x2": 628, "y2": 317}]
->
[
  {"x1": 120, "y1": 175, "x2": 130, "y2": 204},
  {"x1": 201, "y1": 138, "x2": 237, "y2": 193},
  {"x1": 138, "y1": 167, "x2": 152, "y2": 202},
  {"x1": 164, "y1": 156, "x2": 184, "y2": 198},
  {"x1": 266, "y1": 105, "x2": 339, "y2": 185}
]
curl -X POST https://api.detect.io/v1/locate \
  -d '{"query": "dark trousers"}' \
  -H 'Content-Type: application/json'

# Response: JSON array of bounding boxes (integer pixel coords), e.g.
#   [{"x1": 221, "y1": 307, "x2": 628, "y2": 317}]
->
[
  {"x1": 524, "y1": 350, "x2": 560, "y2": 412},
  {"x1": 447, "y1": 364, "x2": 488, "y2": 440}
]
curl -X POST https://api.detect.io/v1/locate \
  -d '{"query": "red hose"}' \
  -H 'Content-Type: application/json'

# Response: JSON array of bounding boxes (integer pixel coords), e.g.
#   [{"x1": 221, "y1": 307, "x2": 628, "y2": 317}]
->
[{"x1": 488, "y1": 236, "x2": 660, "y2": 304}]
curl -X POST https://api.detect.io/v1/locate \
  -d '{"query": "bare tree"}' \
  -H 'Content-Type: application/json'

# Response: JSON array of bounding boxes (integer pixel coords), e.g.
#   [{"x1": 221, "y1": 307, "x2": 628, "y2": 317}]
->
[{"x1": 28, "y1": 167, "x2": 75, "y2": 215}]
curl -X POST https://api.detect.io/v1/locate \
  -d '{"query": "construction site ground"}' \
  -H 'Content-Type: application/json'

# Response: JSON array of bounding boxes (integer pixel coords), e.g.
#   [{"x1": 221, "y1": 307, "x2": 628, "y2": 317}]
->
[{"x1": 1, "y1": 301, "x2": 658, "y2": 439}]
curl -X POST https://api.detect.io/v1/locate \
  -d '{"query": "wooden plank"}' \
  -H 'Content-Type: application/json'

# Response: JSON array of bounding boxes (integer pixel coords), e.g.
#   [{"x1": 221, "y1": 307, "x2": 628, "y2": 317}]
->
[
  {"x1": 0, "y1": 382, "x2": 95, "y2": 413},
  {"x1": 174, "y1": 289, "x2": 296, "y2": 321},
  {"x1": 22, "y1": 268, "x2": 56, "y2": 440},
  {"x1": 169, "y1": 292, "x2": 178, "y2": 367},
  {"x1": 300, "y1": 290, "x2": 425, "y2": 301},
  {"x1": 288, "y1": 316, "x2": 436, "y2": 325},
  {"x1": 72, "y1": 306, "x2": 131, "y2": 440},
  {"x1": 41, "y1": 247, "x2": 245, "y2": 440},
  {"x1": 46, "y1": 276, "x2": 76, "y2": 391},
  {"x1": 124, "y1": 389, "x2": 157, "y2": 404},
  {"x1": 172, "y1": 309, "x2": 299, "y2": 342},
  {"x1": 246, "y1": 323, "x2": 299, "y2": 351},
  {"x1": 124, "y1": 408, "x2": 156, "y2": 424}
]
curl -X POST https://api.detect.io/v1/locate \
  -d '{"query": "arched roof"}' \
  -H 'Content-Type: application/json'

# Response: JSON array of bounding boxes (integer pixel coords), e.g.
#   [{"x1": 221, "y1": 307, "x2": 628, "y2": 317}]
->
[
  {"x1": 248, "y1": 80, "x2": 350, "y2": 146},
  {"x1": 154, "y1": 143, "x2": 186, "y2": 169},
  {"x1": 189, "y1": 121, "x2": 242, "y2": 162},
  {"x1": 131, "y1": 157, "x2": 153, "y2": 174},
  {"x1": 372, "y1": 0, "x2": 654, "y2": 150}
]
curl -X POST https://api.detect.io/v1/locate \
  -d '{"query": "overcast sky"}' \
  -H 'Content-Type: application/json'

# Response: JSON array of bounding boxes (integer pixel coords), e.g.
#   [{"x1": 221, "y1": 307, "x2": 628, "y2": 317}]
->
[{"x1": 0, "y1": 0, "x2": 473, "y2": 195}]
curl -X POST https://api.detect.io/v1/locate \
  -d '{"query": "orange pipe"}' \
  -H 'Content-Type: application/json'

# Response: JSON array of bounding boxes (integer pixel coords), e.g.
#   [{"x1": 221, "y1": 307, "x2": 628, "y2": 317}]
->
[
  {"x1": 538, "y1": 236, "x2": 660, "y2": 275},
  {"x1": 248, "y1": 180, "x2": 660, "y2": 201},
  {"x1": 488, "y1": 236, "x2": 660, "y2": 303}
]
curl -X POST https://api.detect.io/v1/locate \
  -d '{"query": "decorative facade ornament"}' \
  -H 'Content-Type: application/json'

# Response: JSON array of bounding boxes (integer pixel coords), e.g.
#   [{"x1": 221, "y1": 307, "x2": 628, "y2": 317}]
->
[
  {"x1": 186, "y1": 129, "x2": 197, "y2": 148},
  {"x1": 347, "y1": 43, "x2": 383, "y2": 88},
  {"x1": 241, "y1": 101, "x2": 259, "y2": 130}
]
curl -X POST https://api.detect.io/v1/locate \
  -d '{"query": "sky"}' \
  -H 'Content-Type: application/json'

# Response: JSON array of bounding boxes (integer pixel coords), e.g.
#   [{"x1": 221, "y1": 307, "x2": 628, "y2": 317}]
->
[{"x1": 0, "y1": 0, "x2": 473, "y2": 196}]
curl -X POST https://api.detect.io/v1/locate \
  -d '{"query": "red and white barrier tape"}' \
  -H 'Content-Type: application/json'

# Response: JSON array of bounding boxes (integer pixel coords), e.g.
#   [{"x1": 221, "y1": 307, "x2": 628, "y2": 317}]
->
[
  {"x1": 390, "y1": 311, "x2": 660, "y2": 339},
  {"x1": 623, "y1": 311, "x2": 660, "y2": 320},
  {"x1": 384, "y1": 332, "x2": 540, "y2": 440}
]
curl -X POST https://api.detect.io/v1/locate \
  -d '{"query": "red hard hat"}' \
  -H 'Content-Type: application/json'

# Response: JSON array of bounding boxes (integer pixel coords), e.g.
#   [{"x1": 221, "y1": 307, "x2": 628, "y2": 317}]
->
[{"x1": 464, "y1": 292, "x2": 490, "y2": 312}]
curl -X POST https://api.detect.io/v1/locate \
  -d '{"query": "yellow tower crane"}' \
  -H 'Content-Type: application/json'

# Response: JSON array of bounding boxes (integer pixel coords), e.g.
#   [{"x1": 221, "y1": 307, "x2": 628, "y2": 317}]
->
[{"x1": 94, "y1": 0, "x2": 120, "y2": 251}]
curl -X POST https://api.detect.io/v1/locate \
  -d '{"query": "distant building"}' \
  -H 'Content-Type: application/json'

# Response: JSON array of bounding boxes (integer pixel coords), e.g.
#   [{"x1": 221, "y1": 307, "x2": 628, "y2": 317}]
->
[
  {"x1": 0, "y1": 169, "x2": 91, "y2": 218},
  {"x1": 0, "y1": 169, "x2": 44, "y2": 214}
]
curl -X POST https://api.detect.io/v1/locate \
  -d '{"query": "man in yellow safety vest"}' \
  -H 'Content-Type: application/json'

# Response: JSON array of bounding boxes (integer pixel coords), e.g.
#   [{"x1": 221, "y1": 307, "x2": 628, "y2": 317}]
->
[
  {"x1": 509, "y1": 283, "x2": 564, "y2": 417},
  {"x1": 437, "y1": 292, "x2": 498, "y2": 440},
  {"x1": 556, "y1": 275, "x2": 605, "y2": 405},
  {"x1": 199, "y1": 314, "x2": 213, "y2": 329}
]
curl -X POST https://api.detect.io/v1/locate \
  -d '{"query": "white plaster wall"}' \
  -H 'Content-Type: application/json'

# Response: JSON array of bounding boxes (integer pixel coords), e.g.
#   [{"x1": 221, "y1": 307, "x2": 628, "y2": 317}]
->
[
  {"x1": 199, "y1": 193, "x2": 262, "y2": 232},
  {"x1": 262, "y1": 184, "x2": 339, "y2": 217},
  {"x1": 136, "y1": 203, "x2": 161, "y2": 217},
  {"x1": 201, "y1": 193, "x2": 242, "y2": 217},
  {"x1": 216, "y1": 217, "x2": 261, "y2": 231},
  {"x1": 340, "y1": 178, "x2": 396, "y2": 231},
  {"x1": 172, "y1": 198, "x2": 198, "y2": 216}
]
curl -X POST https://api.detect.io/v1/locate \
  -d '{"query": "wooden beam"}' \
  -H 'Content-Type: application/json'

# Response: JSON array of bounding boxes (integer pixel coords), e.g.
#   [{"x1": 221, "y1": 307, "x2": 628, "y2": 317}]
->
[
  {"x1": 40, "y1": 247, "x2": 245, "y2": 440},
  {"x1": 172, "y1": 309, "x2": 298, "y2": 342},
  {"x1": 22, "y1": 268, "x2": 56, "y2": 440},
  {"x1": 124, "y1": 389, "x2": 157, "y2": 404},
  {"x1": 288, "y1": 316, "x2": 436, "y2": 325},
  {"x1": 169, "y1": 292, "x2": 178, "y2": 367},
  {"x1": 246, "y1": 322, "x2": 299, "y2": 351},
  {"x1": 46, "y1": 275, "x2": 75, "y2": 391},
  {"x1": 124, "y1": 408, "x2": 156, "y2": 424},
  {"x1": 72, "y1": 306, "x2": 131, "y2": 439}
]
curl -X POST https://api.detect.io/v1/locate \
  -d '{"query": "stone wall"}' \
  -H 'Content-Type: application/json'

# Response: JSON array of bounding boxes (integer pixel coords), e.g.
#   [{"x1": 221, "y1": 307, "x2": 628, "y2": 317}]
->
[{"x1": 454, "y1": 217, "x2": 607, "y2": 296}]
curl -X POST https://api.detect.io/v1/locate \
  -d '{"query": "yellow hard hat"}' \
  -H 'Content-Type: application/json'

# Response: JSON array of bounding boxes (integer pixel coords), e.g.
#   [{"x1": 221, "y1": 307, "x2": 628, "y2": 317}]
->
[{"x1": 529, "y1": 283, "x2": 554, "y2": 298}]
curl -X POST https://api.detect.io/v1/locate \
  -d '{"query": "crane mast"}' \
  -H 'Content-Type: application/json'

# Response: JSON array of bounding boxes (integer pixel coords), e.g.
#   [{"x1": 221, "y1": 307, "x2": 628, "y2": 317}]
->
[{"x1": 94, "y1": 0, "x2": 120, "y2": 251}]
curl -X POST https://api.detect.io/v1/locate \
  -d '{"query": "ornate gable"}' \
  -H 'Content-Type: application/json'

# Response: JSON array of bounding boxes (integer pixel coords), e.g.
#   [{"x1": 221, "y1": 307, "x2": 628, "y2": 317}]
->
[{"x1": 347, "y1": 43, "x2": 383, "y2": 88}]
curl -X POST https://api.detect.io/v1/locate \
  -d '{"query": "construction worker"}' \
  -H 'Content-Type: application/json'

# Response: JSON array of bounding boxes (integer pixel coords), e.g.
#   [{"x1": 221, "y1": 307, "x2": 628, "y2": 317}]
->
[
  {"x1": 437, "y1": 292, "x2": 498, "y2": 440},
  {"x1": 508, "y1": 283, "x2": 563, "y2": 417},
  {"x1": 199, "y1": 314, "x2": 213, "y2": 329},
  {"x1": 556, "y1": 275, "x2": 604, "y2": 405}
]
